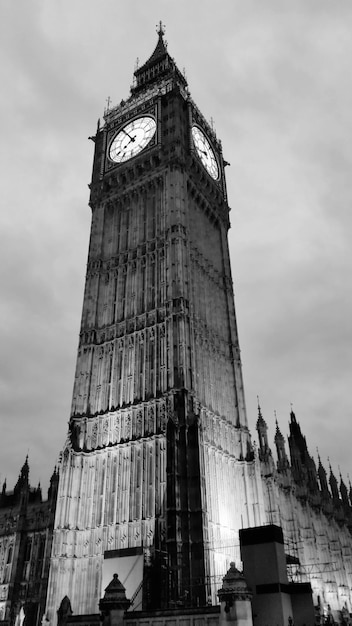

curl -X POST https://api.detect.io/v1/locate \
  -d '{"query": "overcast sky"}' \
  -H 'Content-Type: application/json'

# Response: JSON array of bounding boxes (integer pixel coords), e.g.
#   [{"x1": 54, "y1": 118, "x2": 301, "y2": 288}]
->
[{"x1": 1, "y1": 1, "x2": 351, "y2": 494}]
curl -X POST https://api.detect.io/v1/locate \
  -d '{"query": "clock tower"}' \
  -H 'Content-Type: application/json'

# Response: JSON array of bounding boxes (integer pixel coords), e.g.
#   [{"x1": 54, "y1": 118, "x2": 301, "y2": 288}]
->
[{"x1": 46, "y1": 25, "x2": 265, "y2": 620}]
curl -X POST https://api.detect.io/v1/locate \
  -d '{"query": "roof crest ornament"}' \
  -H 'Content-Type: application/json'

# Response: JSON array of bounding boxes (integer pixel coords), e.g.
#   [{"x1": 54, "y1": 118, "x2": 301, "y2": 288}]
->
[{"x1": 156, "y1": 20, "x2": 165, "y2": 38}]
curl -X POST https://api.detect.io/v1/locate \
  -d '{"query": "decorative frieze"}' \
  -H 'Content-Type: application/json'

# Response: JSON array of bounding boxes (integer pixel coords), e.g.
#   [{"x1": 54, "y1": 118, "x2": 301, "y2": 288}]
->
[
  {"x1": 200, "y1": 408, "x2": 251, "y2": 459},
  {"x1": 70, "y1": 397, "x2": 169, "y2": 452}
]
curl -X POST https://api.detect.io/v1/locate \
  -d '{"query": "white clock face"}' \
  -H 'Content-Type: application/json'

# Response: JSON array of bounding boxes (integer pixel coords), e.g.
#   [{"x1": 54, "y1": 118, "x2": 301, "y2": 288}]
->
[
  {"x1": 109, "y1": 116, "x2": 156, "y2": 164},
  {"x1": 191, "y1": 125, "x2": 219, "y2": 180}
]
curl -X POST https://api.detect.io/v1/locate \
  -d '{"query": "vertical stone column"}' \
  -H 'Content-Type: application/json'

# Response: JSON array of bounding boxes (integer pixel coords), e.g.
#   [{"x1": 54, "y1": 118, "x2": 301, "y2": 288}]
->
[{"x1": 217, "y1": 563, "x2": 253, "y2": 626}]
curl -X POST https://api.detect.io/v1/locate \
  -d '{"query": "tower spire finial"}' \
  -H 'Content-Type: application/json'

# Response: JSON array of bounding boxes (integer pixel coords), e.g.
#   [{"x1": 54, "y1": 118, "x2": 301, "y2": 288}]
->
[{"x1": 156, "y1": 20, "x2": 165, "y2": 38}]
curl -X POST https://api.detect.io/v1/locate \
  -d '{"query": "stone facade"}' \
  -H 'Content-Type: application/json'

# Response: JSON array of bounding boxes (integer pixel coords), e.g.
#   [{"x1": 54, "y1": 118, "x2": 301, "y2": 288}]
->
[
  {"x1": 256, "y1": 409, "x2": 352, "y2": 623},
  {"x1": 0, "y1": 459, "x2": 58, "y2": 626},
  {"x1": 45, "y1": 27, "x2": 265, "y2": 621},
  {"x1": 2, "y1": 26, "x2": 352, "y2": 626}
]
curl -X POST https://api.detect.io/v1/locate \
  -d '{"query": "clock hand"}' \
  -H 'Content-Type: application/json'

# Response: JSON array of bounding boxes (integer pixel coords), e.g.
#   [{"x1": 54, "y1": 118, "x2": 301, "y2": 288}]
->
[
  {"x1": 122, "y1": 128, "x2": 136, "y2": 142},
  {"x1": 122, "y1": 134, "x2": 138, "y2": 150}
]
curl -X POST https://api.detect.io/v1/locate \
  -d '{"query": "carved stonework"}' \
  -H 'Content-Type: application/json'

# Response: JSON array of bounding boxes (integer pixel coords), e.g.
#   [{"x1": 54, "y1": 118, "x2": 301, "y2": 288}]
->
[
  {"x1": 47, "y1": 30, "x2": 266, "y2": 619},
  {"x1": 91, "y1": 422, "x2": 98, "y2": 448},
  {"x1": 158, "y1": 401, "x2": 166, "y2": 432},
  {"x1": 136, "y1": 410, "x2": 143, "y2": 437},
  {"x1": 102, "y1": 419, "x2": 109, "y2": 446},
  {"x1": 145, "y1": 405, "x2": 154, "y2": 435},
  {"x1": 114, "y1": 414, "x2": 121, "y2": 443},
  {"x1": 124, "y1": 412, "x2": 132, "y2": 441}
]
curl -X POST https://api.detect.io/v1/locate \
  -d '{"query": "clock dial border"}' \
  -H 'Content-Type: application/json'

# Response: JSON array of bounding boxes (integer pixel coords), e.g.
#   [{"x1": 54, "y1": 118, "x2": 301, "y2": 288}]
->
[
  {"x1": 108, "y1": 115, "x2": 157, "y2": 164},
  {"x1": 191, "y1": 124, "x2": 220, "y2": 181}
]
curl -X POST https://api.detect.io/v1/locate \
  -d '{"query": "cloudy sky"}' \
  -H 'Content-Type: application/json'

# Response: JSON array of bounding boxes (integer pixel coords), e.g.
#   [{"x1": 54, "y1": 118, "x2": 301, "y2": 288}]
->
[{"x1": 1, "y1": 1, "x2": 351, "y2": 494}]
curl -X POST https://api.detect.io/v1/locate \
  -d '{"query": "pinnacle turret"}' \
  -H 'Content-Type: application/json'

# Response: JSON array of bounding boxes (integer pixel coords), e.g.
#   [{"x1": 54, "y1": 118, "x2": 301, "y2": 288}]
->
[
  {"x1": 288, "y1": 411, "x2": 319, "y2": 493},
  {"x1": 329, "y1": 462, "x2": 339, "y2": 500},
  {"x1": 340, "y1": 471, "x2": 349, "y2": 508},
  {"x1": 274, "y1": 419, "x2": 289, "y2": 472},
  {"x1": 256, "y1": 402, "x2": 271, "y2": 462},
  {"x1": 317, "y1": 452, "x2": 329, "y2": 495},
  {"x1": 14, "y1": 455, "x2": 30, "y2": 495},
  {"x1": 48, "y1": 465, "x2": 59, "y2": 504}
]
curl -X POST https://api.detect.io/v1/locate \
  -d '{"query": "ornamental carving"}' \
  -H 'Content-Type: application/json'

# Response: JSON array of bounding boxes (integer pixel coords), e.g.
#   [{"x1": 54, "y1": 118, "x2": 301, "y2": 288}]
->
[
  {"x1": 158, "y1": 402, "x2": 166, "y2": 431},
  {"x1": 147, "y1": 405, "x2": 155, "y2": 434},
  {"x1": 102, "y1": 419, "x2": 109, "y2": 445},
  {"x1": 127, "y1": 319, "x2": 135, "y2": 333},
  {"x1": 124, "y1": 412, "x2": 132, "y2": 440},
  {"x1": 117, "y1": 338, "x2": 124, "y2": 350},
  {"x1": 136, "y1": 411, "x2": 143, "y2": 437},
  {"x1": 166, "y1": 395, "x2": 174, "y2": 416},
  {"x1": 107, "y1": 328, "x2": 114, "y2": 341},
  {"x1": 114, "y1": 415, "x2": 121, "y2": 443},
  {"x1": 148, "y1": 312, "x2": 156, "y2": 325},
  {"x1": 0, "y1": 585, "x2": 8, "y2": 601},
  {"x1": 136, "y1": 317, "x2": 144, "y2": 331},
  {"x1": 91, "y1": 423, "x2": 98, "y2": 448}
]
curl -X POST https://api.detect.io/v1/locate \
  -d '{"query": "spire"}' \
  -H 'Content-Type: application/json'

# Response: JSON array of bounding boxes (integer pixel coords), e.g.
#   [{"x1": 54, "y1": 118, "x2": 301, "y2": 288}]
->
[
  {"x1": 329, "y1": 460, "x2": 339, "y2": 500},
  {"x1": 21, "y1": 455, "x2": 29, "y2": 480},
  {"x1": 14, "y1": 455, "x2": 30, "y2": 495},
  {"x1": 317, "y1": 451, "x2": 329, "y2": 495},
  {"x1": 48, "y1": 465, "x2": 60, "y2": 502},
  {"x1": 339, "y1": 470, "x2": 349, "y2": 508},
  {"x1": 288, "y1": 409, "x2": 315, "y2": 490},
  {"x1": 255, "y1": 400, "x2": 271, "y2": 462},
  {"x1": 141, "y1": 21, "x2": 168, "y2": 68},
  {"x1": 256, "y1": 397, "x2": 266, "y2": 429},
  {"x1": 274, "y1": 419, "x2": 289, "y2": 472},
  {"x1": 132, "y1": 24, "x2": 187, "y2": 95},
  {"x1": 274, "y1": 418, "x2": 283, "y2": 443},
  {"x1": 349, "y1": 476, "x2": 352, "y2": 507},
  {"x1": 157, "y1": 20, "x2": 165, "y2": 38}
]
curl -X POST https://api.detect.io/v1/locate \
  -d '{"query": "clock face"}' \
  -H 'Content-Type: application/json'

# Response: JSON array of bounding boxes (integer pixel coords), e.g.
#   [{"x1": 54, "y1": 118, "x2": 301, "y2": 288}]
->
[
  {"x1": 191, "y1": 125, "x2": 219, "y2": 180},
  {"x1": 109, "y1": 116, "x2": 156, "y2": 164}
]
